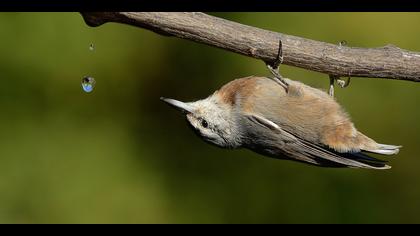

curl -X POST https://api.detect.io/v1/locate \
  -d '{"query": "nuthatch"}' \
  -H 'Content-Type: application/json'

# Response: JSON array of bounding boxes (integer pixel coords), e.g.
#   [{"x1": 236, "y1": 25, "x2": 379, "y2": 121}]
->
[{"x1": 161, "y1": 41, "x2": 401, "y2": 169}]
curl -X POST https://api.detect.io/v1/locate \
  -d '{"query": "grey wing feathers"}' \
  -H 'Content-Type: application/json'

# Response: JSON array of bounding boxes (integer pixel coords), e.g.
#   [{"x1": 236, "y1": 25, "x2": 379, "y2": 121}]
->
[
  {"x1": 246, "y1": 114, "x2": 390, "y2": 169},
  {"x1": 246, "y1": 114, "x2": 295, "y2": 140},
  {"x1": 296, "y1": 138, "x2": 390, "y2": 169}
]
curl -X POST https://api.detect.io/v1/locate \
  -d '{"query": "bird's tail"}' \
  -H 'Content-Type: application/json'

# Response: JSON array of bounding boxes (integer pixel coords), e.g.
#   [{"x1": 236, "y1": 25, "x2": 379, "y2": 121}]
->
[
  {"x1": 339, "y1": 143, "x2": 402, "y2": 169},
  {"x1": 365, "y1": 143, "x2": 402, "y2": 155},
  {"x1": 341, "y1": 151, "x2": 391, "y2": 169},
  {"x1": 295, "y1": 139, "x2": 394, "y2": 170},
  {"x1": 308, "y1": 149, "x2": 392, "y2": 170},
  {"x1": 335, "y1": 143, "x2": 402, "y2": 169}
]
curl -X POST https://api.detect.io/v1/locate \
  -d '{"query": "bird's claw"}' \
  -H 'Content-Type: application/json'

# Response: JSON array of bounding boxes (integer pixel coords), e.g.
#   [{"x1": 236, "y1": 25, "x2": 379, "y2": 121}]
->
[
  {"x1": 328, "y1": 75, "x2": 351, "y2": 97},
  {"x1": 336, "y1": 77, "x2": 351, "y2": 88},
  {"x1": 266, "y1": 39, "x2": 288, "y2": 91}
]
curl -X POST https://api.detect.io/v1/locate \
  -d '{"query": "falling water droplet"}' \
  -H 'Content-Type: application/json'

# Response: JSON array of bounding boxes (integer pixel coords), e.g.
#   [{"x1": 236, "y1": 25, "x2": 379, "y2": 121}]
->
[
  {"x1": 339, "y1": 40, "x2": 347, "y2": 47},
  {"x1": 81, "y1": 76, "x2": 96, "y2": 93},
  {"x1": 89, "y1": 43, "x2": 94, "y2": 51}
]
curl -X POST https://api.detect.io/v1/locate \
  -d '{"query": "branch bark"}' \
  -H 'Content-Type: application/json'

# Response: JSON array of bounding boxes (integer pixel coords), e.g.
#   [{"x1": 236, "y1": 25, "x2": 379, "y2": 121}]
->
[{"x1": 81, "y1": 12, "x2": 420, "y2": 82}]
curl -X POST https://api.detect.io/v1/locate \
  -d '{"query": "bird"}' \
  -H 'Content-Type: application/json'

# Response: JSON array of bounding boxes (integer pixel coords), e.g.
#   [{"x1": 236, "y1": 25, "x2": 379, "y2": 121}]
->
[{"x1": 160, "y1": 75, "x2": 401, "y2": 169}]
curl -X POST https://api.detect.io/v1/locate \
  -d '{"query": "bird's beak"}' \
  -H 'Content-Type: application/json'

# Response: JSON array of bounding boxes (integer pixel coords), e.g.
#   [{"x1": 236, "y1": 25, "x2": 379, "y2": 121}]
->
[{"x1": 160, "y1": 97, "x2": 194, "y2": 114}]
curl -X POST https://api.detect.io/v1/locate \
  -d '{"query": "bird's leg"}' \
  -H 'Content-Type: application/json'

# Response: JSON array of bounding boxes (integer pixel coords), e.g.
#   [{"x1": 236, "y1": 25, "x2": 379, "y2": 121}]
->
[
  {"x1": 266, "y1": 39, "x2": 289, "y2": 91},
  {"x1": 329, "y1": 75, "x2": 336, "y2": 97}
]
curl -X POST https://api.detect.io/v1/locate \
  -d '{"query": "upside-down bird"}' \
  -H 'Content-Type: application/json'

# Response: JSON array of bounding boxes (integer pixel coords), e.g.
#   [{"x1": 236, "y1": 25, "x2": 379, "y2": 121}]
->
[{"x1": 161, "y1": 75, "x2": 400, "y2": 169}]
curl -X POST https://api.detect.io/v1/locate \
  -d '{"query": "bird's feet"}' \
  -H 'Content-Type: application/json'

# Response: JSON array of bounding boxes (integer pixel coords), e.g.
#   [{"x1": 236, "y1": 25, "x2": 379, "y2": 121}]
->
[
  {"x1": 328, "y1": 75, "x2": 351, "y2": 97},
  {"x1": 266, "y1": 39, "x2": 289, "y2": 91}
]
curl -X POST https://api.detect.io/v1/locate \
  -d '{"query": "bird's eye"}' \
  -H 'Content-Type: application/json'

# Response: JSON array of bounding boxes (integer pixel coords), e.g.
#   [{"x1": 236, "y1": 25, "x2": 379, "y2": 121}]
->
[{"x1": 201, "y1": 119, "x2": 208, "y2": 128}]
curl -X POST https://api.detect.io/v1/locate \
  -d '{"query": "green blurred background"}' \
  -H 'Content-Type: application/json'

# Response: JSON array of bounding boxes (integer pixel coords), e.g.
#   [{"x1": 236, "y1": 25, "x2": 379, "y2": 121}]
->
[{"x1": 0, "y1": 12, "x2": 419, "y2": 223}]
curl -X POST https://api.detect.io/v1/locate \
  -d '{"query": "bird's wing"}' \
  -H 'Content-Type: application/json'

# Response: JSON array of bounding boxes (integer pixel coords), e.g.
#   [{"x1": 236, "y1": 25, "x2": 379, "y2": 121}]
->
[{"x1": 245, "y1": 114, "x2": 390, "y2": 169}]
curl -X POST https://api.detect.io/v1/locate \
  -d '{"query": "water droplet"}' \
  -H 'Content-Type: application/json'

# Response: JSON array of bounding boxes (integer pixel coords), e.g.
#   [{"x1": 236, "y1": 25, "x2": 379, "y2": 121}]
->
[
  {"x1": 89, "y1": 43, "x2": 94, "y2": 51},
  {"x1": 81, "y1": 76, "x2": 96, "y2": 93},
  {"x1": 339, "y1": 40, "x2": 347, "y2": 47}
]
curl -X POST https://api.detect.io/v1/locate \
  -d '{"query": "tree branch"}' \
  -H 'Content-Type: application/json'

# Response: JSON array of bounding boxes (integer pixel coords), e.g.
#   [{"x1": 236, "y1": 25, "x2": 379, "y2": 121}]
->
[{"x1": 81, "y1": 12, "x2": 420, "y2": 82}]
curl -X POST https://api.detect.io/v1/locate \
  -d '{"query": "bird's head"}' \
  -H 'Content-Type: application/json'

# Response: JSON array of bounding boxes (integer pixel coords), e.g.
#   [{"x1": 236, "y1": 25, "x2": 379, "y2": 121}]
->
[{"x1": 160, "y1": 95, "x2": 240, "y2": 148}]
